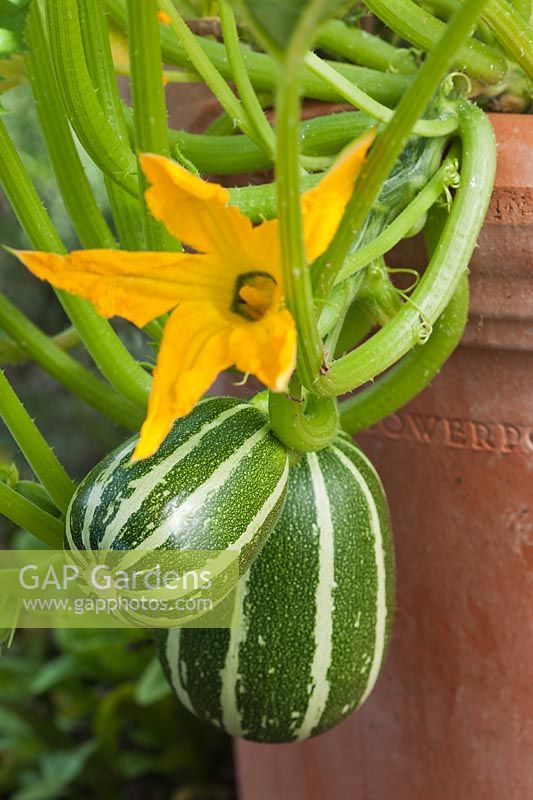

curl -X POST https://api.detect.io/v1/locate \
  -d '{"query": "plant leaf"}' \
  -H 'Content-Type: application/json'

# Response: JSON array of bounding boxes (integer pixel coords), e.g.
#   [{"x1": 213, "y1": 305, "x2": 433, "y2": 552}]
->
[{"x1": 134, "y1": 656, "x2": 172, "y2": 706}]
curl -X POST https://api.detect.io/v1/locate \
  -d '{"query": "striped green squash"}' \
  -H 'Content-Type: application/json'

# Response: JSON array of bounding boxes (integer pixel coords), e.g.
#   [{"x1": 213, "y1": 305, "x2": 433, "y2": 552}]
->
[
  {"x1": 66, "y1": 397, "x2": 289, "y2": 577},
  {"x1": 156, "y1": 437, "x2": 394, "y2": 742}
]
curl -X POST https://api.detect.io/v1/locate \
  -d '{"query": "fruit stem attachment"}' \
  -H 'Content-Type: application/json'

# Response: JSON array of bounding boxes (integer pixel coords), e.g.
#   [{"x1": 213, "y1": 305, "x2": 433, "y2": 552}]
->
[{"x1": 269, "y1": 391, "x2": 339, "y2": 454}]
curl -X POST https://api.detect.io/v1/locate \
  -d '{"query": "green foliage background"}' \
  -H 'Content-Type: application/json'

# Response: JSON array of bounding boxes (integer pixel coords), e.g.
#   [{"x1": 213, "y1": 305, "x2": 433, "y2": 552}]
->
[{"x1": 0, "y1": 86, "x2": 234, "y2": 800}]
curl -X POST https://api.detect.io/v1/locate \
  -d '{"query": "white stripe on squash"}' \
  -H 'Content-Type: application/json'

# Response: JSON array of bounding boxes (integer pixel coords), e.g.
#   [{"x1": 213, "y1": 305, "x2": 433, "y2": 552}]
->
[
  {"x1": 332, "y1": 446, "x2": 387, "y2": 704},
  {"x1": 166, "y1": 629, "x2": 194, "y2": 713},
  {"x1": 98, "y1": 403, "x2": 250, "y2": 550},
  {"x1": 295, "y1": 453, "x2": 335, "y2": 740},
  {"x1": 219, "y1": 565, "x2": 252, "y2": 736}
]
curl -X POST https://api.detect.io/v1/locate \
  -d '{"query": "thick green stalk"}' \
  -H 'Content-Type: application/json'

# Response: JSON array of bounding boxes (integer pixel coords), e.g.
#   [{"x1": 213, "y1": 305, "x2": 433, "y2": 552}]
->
[
  {"x1": 0, "y1": 328, "x2": 80, "y2": 368},
  {"x1": 313, "y1": 0, "x2": 494, "y2": 307},
  {"x1": 339, "y1": 276, "x2": 468, "y2": 433},
  {"x1": 268, "y1": 391, "x2": 339, "y2": 453},
  {"x1": 482, "y1": 0, "x2": 533, "y2": 80},
  {"x1": 25, "y1": 5, "x2": 116, "y2": 250},
  {"x1": 106, "y1": 0, "x2": 412, "y2": 107},
  {"x1": 46, "y1": 0, "x2": 138, "y2": 195},
  {"x1": 0, "y1": 372, "x2": 75, "y2": 512},
  {"x1": 276, "y1": 61, "x2": 324, "y2": 389},
  {"x1": 0, "y1": 293, "x2": 143, "y2": 430},
  {"x1": 219, "y1": 0, "x2": 276, "y2": 157},
  {"x1": 304, "y1": 52, "x2": 458, "y2": 138},
  {"x1": 0, "y1": 117, "x2": 151, "y2": 410},
  {"x1": 126, "y1": 0, "x2": 179, "y2": 251},
  {"x1": 78, "y1": 0, "x2": 144, "y2": 250},
  {"x1": 316, "y1": 19, "x2": 417, "y2": 74},
  {"x1": 0, "y1": 481, "x2": 64, "y2": 547},
  {"x1": 317, "y1": 102, "x2": 495, "y2": 396},
  {"x1": 364, "y1": 0, "x2": 507, "y2": 82}
]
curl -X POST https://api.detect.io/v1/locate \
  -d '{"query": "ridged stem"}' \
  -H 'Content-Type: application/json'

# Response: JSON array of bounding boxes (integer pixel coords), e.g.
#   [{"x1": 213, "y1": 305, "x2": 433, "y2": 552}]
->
[
  {"x1": 0, "y1": 372, "x2": 76, "y2": 512},
  {"x1": 304, "y1": 52, "x2": 458, "y2": 138},
  {"x1": 364, "y1": 0, "x2": 507, "y2": 82},
  {"x1": 276, "y1": 58, "x2": 324, "y2": 390},
  {"x1": 316, "y1": 19, "x2": 417, "y2": 74},
  {"x1": 156, "y1": 0, "x2": 257, "y2": 140},
  {"x1": 219, "y1": 0, "x2": 276, "y2": 157},
  {"x1": 126, "y1": 0, "x2": 179, "y2": 251},
  {"x1": 78, "y1": 0, "x2": 145, "y2": 250},
  {"x1": 482, "y1": 0, "x2": 533, "y2": 80},
  {"x1": 25, "y1": 5, "x2": 116, "y2": 250},
  {"x1": 0, "y1": 327, "x2": 80, "y2": 368},
  {"x1": 46, "y1": 0, "x2": 138, "y2": 194}
]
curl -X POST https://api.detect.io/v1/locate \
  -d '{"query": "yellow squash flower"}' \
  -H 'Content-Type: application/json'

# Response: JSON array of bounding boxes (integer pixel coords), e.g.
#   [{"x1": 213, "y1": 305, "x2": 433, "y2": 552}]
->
[{"x1": 15, "y1": 131, "x2": 374, "y2": 460}]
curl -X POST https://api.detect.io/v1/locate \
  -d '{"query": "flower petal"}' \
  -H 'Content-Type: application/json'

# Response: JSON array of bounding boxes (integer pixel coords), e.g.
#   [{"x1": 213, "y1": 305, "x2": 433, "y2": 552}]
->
[
  {"x1": 301, "y1": 130, "x2": 376, "y2": 263},
  {"x1": 140, "y1": 154, "x2": 254, "y2": 257},
  {"x1": 133, "y1": 303, "x2": 232, "y2": 460},
  {"x1": 15, "y1": 249, "x2": 234, "y2": 329},
  {"x1": 248, "y1": 218, "x2": 282, "y2": 281},
  {"x1": 229, "y1": 308, "x2": 296, "y2": 393}
]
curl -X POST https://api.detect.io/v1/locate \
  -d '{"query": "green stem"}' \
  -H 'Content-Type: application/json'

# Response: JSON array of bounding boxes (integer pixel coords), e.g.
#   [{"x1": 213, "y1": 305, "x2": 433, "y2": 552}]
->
[
  {"x1": 316, "y1": 19, "x2": 417, "y2": 74},
  {"x1": 304, "y1": 52, "x2": 458, "y2": 137},
  {"x1": 335, "y1": 156, "x2": 459, "y2": 283},
  {"x1": 0, "y1": 293, "x2": 143, "y2": 430},
  {"x1": 157, "y1": 0, "x2": 256, "y2": 140},
  {"x1": 0, "y1": 373, "x2": 75, "y2": 512},
  {"x1": 165, "y1": 109, "x2": 375, "y2": 175},
  {"x1": 482, "y1": 0, "x2": 533, "y2": 80},
  {"x1": 313, "y1": 0, "x2": 493, "y2": 308},
  {"x1": 126, "y1": 0, "x2": 179, "y2": 251},
  {"x1": 0, "y1": 327, "x2": 80, "y2": 367},
  {"x1": 364, "y1": 0, "x2": 507, "y2": 82},
  {"x1": 0, "y1": 481, "x2": 64, "y2": 547},
  {"x1": 229, "y1": 174, "x2": 319, "y2": 222},
  {"x1": 46, "y1": 0, "x2": 138, "y2": 194},
  {"x1": 339, "y1": 276, "x2": 468, "y2": 433},
  {"x1": 0, "y1": 117, "x2": 151, "y2": 410},
  {"x1": 276, "y1": 58, "x2": 324, "y2": 389},
  {"x1": 317, "y1": 102, "x2": 495, "y2": 396},
  {"x1": 15, "y1": 481, "x2": 61, "y2": 517},
  {"x1": 219, "y1": 0, "x2": 276, "y2": 157},
  {"x1": 25, "y1": 4, "x2": 117, "y2": 250},
  {"x1": 78, "y1": 0, "x2": 145, "y2": 250},
  {"x1": 268, "y1": 391, "x2": 339, "y2": 453},
  {"x1": 106, "y1": 0, "x2": 412, "y2": 107}
]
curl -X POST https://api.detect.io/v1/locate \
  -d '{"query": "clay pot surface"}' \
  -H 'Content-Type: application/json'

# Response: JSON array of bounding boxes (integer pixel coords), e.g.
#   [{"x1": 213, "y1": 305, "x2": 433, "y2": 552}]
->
[{"x1": 235, "y1": 115, "x2": 533, "y2": 800}]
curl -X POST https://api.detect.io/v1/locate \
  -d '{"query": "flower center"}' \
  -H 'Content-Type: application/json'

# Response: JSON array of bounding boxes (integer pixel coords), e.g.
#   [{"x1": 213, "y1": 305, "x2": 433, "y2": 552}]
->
[{"x1": 232, "y1": 271, "x2": 278, "y2": 321}]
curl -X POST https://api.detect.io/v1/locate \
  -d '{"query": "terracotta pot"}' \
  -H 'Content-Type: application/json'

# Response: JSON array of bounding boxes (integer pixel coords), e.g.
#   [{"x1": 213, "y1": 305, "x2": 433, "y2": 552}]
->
[{"x1": 234, "y1": 115, "x2": 533, "y2": 799}]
